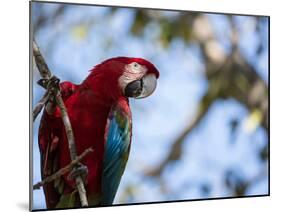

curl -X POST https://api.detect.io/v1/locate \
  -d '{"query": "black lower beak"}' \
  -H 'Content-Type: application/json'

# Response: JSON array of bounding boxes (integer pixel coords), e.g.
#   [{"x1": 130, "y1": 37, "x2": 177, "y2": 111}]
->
[{"x1": 124, "y1": 79, "x2": 143, "y2": 97}]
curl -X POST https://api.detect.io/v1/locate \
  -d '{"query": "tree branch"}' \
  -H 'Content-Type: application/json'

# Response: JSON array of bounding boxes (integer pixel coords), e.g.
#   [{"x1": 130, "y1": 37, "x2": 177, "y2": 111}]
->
[
  {"x1": 33, "y1": 91, "x2": 49, "y2": 121},
  {"x1": 33, "y1": 40, "x2": 89, "y2": 207},
  {"x1": 33, "y1": 41, "x2": 52, "y2": 79},
  {"x1": 33, "y1": 147, "x2": 93, "y2": 190}
]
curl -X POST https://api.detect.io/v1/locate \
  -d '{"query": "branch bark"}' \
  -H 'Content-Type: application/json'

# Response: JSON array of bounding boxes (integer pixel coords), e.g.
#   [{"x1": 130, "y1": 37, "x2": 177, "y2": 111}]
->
[
  {"x1": 33, "y1": 147, "x2": 93, "y2": 190},
  {"x1": 33, "y1": 91, "x2": 49, "y2": 121},
  {"x1": 33, "y1": 40, "x2": 89, "y2": 207}
]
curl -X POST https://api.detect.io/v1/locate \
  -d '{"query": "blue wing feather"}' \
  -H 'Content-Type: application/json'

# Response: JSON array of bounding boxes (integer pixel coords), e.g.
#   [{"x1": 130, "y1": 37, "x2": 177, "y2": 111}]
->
[{"x1": 101, "y1": 103, "x2": 131, "y2": 205}]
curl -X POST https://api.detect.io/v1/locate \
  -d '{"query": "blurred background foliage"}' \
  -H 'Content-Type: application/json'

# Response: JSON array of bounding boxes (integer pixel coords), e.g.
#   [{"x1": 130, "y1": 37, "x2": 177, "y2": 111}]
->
[{"x1": 32, "y1": 2, "x2": 269, "y2": 209}]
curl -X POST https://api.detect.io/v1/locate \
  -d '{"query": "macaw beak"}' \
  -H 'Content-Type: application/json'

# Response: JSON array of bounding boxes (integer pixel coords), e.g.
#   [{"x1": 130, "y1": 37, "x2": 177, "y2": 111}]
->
[{"x1": 124, "y1": 73, "x2": 157, "y2": 99}]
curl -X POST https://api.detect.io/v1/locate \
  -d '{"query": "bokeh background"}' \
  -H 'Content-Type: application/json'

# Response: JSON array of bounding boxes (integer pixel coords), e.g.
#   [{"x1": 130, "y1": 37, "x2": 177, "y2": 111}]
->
[{"x1": 31, "y1": 2, "x2": 269, "y2": 210}]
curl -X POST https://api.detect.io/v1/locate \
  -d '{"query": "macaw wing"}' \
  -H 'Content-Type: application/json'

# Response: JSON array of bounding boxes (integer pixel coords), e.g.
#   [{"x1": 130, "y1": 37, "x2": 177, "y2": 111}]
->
[
  {"x1": 101, "y1": 102, "x2": 132, "y2": 205},
  {"x1": 38, "y1": 81, "x2": 77, "y2": 209}
]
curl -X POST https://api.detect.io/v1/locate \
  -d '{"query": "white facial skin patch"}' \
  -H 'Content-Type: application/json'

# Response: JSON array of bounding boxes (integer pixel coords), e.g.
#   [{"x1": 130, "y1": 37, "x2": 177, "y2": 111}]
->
[
  {"x1": 119, "y1": 62, "x2": 147, "y2": 93},
  {"x1": 119, "y1": 62, "x2": 157, "y2": 98}
]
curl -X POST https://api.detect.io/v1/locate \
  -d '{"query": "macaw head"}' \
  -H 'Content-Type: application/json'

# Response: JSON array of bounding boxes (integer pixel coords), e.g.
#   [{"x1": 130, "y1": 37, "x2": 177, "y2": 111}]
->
[{"x1": 87, "y1": 57, "x2": 159, "y2": 101}]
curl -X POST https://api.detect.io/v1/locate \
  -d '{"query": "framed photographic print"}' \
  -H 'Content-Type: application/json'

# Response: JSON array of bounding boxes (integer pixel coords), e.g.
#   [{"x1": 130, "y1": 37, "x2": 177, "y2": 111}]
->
[{"x1": 30, "y1": 0, "x2": 269, "y2": 210}]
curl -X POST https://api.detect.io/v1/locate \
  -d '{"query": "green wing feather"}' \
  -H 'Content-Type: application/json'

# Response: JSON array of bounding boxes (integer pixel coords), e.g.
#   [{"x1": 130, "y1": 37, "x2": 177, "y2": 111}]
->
[{"x1": 101, "y1": 102, "x2": 132, "y2": 205}]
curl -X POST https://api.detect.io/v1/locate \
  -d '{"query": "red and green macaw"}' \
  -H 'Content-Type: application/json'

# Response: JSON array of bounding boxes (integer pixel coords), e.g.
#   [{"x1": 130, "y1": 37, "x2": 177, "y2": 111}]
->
[{"x1": 38, "y1": 57, "x2": 159, "y2": 209}]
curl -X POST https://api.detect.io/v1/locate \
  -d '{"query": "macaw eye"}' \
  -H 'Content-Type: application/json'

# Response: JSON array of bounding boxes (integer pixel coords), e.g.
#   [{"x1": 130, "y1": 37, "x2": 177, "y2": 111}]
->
[
  {"x1": 127, "y1": 62, "x2": 142, "y2": 74},
  {"x1": 132, "y1": 62, "x2": 140, "y2": 69}
]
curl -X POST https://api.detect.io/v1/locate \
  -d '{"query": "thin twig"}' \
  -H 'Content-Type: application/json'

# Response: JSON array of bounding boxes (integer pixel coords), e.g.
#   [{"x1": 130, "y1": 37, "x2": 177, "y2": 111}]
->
[
  {"x1": 33, "y1": 91, "x2": 49, "y2": 121},
  {"x1": 33, "y1": 40, "x2": 89, "y2": 207},
  {"x1": 55, "y1": 94, "x2": 88, "y2": 206},
  {"x1": 33, "y1": 148, "x2": 93, "y2": 190},
  {"x1": 33, "y1": 41, "x2": 51, "y2": 79}
]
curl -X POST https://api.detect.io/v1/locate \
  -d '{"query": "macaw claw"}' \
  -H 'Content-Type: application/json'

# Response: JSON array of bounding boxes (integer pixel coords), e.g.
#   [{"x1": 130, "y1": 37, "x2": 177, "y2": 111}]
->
[
  {"x1": 38, "y1": 75, "x2": 61, "y2": 103},
  {"x1": 67, "y1": 163, "x2": 88, "y2": 185}
]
